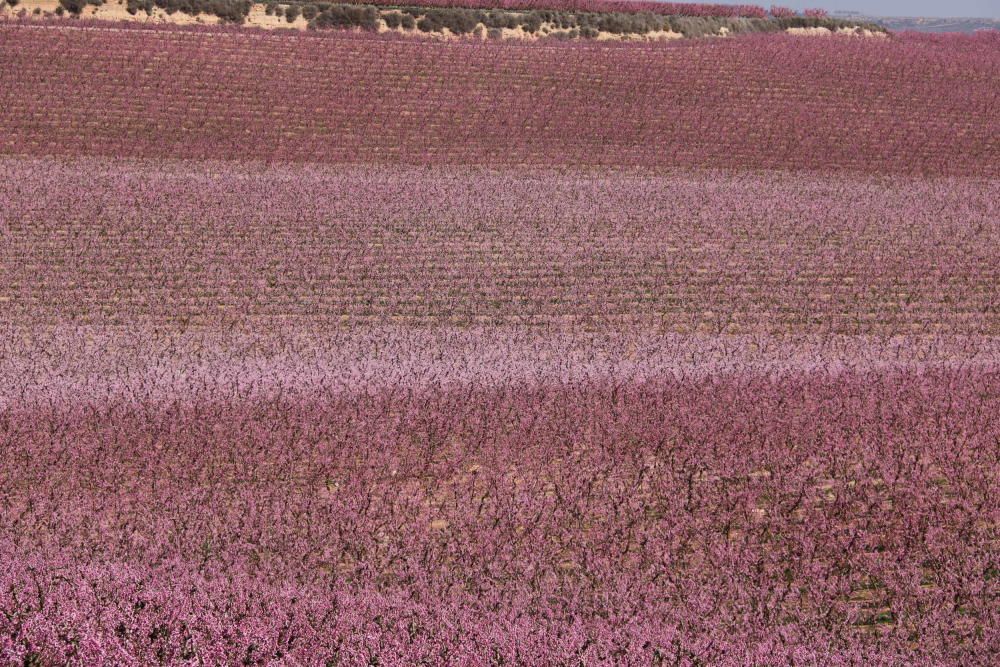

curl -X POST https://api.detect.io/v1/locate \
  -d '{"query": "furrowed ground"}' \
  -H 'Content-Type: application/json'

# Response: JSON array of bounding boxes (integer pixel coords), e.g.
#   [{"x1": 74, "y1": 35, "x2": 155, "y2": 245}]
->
[{"x1": 0, "y1": 20, "x2": 997, "y2": 666}]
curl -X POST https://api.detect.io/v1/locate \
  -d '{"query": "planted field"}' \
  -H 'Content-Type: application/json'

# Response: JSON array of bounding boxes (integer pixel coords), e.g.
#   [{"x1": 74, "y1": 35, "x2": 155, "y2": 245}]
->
[
  {"x1": 0, "y1": 25, "x2": 997, "y2": 174},
  {"x1": 3, "y1": 327, "x2": 998, "y2": 663},
  {"x1": 0, "y1": 20, "x2": 998, "y2": 666},
  {"x1": 2, "y1": 158, "x2": 999, "y2": 332}
]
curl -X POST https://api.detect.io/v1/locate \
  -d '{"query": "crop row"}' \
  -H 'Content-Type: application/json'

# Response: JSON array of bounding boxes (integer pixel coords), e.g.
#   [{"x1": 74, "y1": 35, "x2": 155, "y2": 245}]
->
[
  {"x1": 1, "y1": 24, "x2": 996, "y2": 175},
  {"x1": 2, "y1": 157, "x2": 997, "y2": 332}
]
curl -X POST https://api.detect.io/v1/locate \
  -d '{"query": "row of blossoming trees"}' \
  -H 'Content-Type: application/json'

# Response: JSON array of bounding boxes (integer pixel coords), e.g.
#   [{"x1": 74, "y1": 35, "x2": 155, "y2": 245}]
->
[
  {"x1": 0, "y1": 0, "x2": 831, "y2": 19},
  {"x1": 332, "y1": 0, "x2": 808, "y2": 18}
]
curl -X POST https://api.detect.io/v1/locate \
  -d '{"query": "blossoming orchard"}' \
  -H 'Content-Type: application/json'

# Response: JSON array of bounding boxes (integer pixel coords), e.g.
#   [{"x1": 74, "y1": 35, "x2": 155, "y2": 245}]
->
[{"x1": 0, "y1": 8, "x2": 997, "y2": 666}]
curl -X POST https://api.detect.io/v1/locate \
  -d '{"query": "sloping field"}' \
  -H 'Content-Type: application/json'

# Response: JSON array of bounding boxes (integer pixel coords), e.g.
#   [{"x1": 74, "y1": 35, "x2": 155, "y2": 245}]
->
[
  {"x1": 0, "y1": 20, "x2": 998, "y2": 665},
  {"x1": 0, "y1": 23, "x2": 997, "y2": 174},
  {"x1": 2, "y1": 158, "x2": 999, "y2": 332}
]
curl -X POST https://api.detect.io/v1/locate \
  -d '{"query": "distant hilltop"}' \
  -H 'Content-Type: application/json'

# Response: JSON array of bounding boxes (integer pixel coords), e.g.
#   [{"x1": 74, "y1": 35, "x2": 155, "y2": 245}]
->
[
  {"x1": 832, "y1": 11, "x2": 1000, "y2": 33},
  {"x1": 2, "y1": 1, "x2": 886, "y2": 39}
]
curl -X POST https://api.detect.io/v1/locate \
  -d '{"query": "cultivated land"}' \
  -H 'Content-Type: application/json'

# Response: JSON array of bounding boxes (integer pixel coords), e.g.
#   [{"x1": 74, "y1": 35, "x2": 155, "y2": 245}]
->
[
  {"x1": 3, "y1": 159, "x2": 999, "y2": 332},
  {"x1": 0, "y1": 17, "x2": 998, "y2": 666},
  {"x1": 1, "y1": 26, "x2": 995, "y2": 173}
]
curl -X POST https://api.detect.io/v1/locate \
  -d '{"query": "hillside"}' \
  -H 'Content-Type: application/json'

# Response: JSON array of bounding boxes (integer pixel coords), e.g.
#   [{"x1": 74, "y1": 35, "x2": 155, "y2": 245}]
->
[
  {"x1": 1, "y1": 0, "x2": 884, "y2": 37},
  {"x1": 1, "y1": 24, "x2": 996, "y2": 174},
  {"x1": 1, "y1": 15, "x2": 998, "y2": 667}
]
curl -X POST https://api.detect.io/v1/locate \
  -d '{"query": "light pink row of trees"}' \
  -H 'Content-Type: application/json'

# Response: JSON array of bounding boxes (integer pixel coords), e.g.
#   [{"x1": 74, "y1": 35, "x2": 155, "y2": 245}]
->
[
  {"x1": 335, "y1": 1, "x2": 830, "y2": 19},
  {"x1": 335, "y1": 0, "x2": 771, "y2": 18}
]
